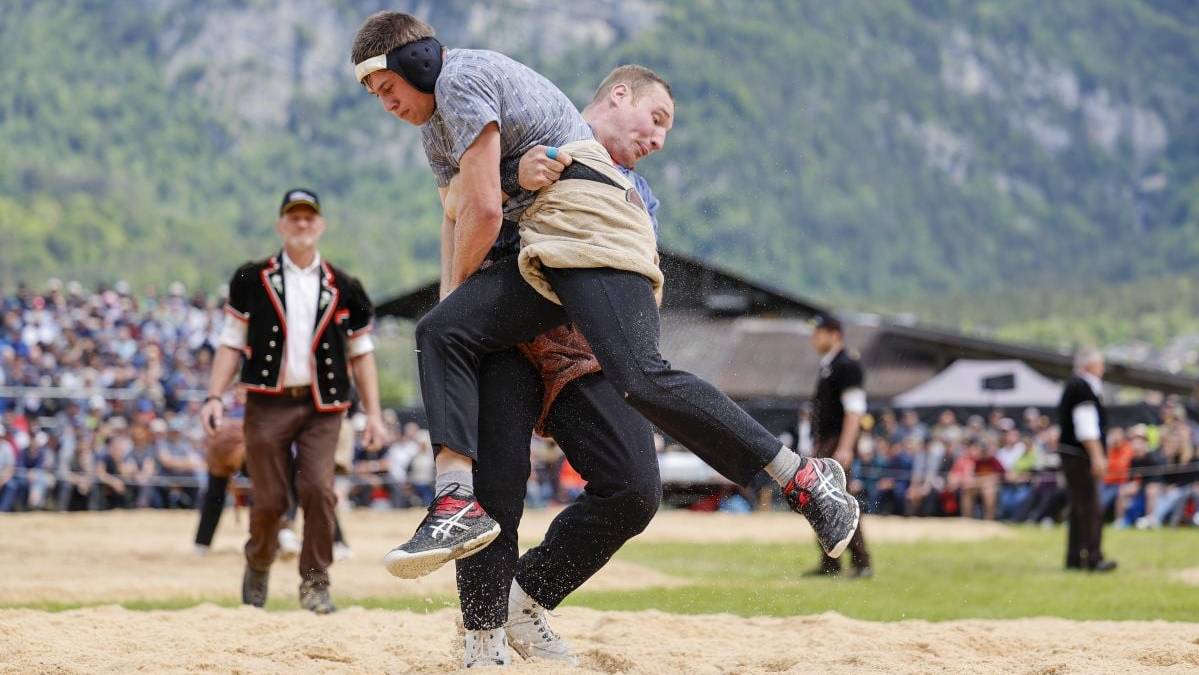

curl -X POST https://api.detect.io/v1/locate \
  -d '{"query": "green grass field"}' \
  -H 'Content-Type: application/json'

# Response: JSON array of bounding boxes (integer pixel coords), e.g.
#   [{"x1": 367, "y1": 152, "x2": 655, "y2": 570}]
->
[
  {"x1": 8, "y1": 524, "x2": 1196, "y2": 622},
  {"x1": 569, "y1": 526, "x2": 1199, "y2": 622}
]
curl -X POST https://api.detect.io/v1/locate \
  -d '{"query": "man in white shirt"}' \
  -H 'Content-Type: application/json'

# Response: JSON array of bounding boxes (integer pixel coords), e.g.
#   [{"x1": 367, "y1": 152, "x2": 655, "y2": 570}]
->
[
  {"x1": 200, "y1": 188, "x2": 390, "y2": 611},
  {"x1": 1055, "y1": 347, "x2": 1116, "y2": 572}
]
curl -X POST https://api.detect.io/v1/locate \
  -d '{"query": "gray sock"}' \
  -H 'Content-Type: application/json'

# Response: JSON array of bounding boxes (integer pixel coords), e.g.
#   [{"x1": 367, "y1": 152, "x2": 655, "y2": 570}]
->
[
  {"x1": 435, "y1": 469, "x2": 474, "y2": 497},
  {"x1": 763, "y1": 446, "x2": 805, "y2": 487}
]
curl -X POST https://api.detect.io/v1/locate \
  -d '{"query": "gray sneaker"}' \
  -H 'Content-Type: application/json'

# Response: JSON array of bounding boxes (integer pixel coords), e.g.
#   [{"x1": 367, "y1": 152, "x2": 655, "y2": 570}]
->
[
  {"x1": 384, "y1": 485, "x2": 501, "y2": 579},
  {"x1": 783, "y1": 458, "x2": 861, "y2": 558},
  {"x1": 299, "y1": 578, "x2": 336, "y2": 614},
  {"x1": 242, "y1": 566, "x2": 269, "y2": 608},
  {"x1": 504, "y1": 582, "x2": 577, "y2": 665},
  {"x1": 464, "y1": 628, "x2": 510, "y2": 668}
]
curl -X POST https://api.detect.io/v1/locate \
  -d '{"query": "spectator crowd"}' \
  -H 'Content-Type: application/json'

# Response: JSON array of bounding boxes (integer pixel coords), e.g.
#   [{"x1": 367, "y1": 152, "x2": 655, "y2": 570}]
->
[
  {"x1": 2, "y1": 281, "x2": 1198, "y2": 532},
  {"x1": 836, "y1": 406, "x2": 1199, "y2": 529},
  {"x1": 677, "y1": 405, "x2": 1199, "y2": 528}
]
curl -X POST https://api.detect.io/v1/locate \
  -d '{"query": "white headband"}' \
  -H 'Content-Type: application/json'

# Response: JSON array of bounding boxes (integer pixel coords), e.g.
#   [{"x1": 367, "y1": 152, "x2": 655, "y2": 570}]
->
[{"x1": 354, "y1": 53, "x2": 388, "y2": 84}]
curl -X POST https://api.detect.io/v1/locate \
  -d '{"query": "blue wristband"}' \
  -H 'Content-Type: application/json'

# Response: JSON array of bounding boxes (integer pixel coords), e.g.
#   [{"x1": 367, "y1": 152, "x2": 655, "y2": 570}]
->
[{"x1": 545, "y1": 146, "x2": 559, "y2": 160}]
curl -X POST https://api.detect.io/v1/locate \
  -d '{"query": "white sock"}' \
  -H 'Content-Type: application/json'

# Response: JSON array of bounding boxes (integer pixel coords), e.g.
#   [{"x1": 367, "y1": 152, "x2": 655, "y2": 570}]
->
[
  {"x1": 435, "y1": 469, "x2": 474, "y2": 496},
  {"x1": 764, "y1": 446, "x2": 805, "y2": 487}
]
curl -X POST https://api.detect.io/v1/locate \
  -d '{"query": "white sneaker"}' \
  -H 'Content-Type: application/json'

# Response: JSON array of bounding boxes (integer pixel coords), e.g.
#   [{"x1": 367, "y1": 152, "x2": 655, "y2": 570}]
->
[
  {"x1": 193, "y1": 544, "x2": 210, "y2": 557},
  {"x1": 464, "y1": 628, "x2": 510, "y2": 668},
  {"x1": 504, "y1": 582, "x2": 578, "y2": 665},
  {"x1": 278, "y1": 527, "x2": 301, "y2": 560},
  {"x1": 333, "y1": 542, "x2": 353, "y2": 562}
]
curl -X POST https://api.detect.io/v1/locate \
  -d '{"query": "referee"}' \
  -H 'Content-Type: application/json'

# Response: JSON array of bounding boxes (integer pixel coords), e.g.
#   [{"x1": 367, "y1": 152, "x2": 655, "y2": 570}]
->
[
  {"x1": 200, "y1": 188, "x2": 388, "y2": 612},
  {"x1": 806, "y1": 313, "x2": 872, "y2": 578},
  {"x1": 1057, "y1": 348, "x2": 1117, "y2": 572}
]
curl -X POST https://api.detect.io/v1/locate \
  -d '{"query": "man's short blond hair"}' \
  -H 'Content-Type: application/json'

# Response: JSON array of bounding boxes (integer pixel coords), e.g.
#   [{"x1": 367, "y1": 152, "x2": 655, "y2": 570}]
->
[
  {"x1": 351, "y1": 12, "x2": 435, "y2": 66},
  {"x1": 588, "y1": 65, "x2": 673, "y2": 107}
]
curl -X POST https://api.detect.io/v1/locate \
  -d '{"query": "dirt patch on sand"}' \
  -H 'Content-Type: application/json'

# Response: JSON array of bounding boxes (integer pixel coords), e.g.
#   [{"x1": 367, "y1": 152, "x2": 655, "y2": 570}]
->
[{"x1": 2, "y1": 605, "x2": 1197, "y2": 674}]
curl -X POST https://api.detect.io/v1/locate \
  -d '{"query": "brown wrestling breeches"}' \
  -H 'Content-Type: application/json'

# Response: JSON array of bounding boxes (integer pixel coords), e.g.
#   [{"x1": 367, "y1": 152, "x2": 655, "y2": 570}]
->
[{"x1": 242, "y1": 392, "x2": 341, "y2": 582}]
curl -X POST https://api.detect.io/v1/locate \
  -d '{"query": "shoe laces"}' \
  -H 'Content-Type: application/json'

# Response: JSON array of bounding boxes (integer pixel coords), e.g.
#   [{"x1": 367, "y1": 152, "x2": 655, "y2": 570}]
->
[
  {"x1": 516, "y1": 599, "x2": 561, "y2": 643},
  {"x1": 429, "y1": 482, "x2": 469, "y2": 506},
  {"x1": 423, "y1": 483, "x2": 482, "y2": 540},
  {"x1": 803, "y1": 460, "x2": 849, "y2": 507}
]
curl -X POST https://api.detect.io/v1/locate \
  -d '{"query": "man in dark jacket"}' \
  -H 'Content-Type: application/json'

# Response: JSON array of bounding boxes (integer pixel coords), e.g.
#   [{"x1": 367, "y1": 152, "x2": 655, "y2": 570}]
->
[{"x1": 199, "y1": 188, "x2": 389, "y2": 612}]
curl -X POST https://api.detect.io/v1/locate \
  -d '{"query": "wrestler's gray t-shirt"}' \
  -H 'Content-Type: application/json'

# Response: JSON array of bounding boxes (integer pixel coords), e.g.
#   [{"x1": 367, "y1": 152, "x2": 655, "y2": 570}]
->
[{"x1": 421, "y1": 48, "x2": 593, "y2": 224}]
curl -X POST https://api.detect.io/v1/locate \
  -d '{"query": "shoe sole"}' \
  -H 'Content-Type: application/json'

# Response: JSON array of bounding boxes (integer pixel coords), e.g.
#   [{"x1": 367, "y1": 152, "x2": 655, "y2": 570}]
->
[
  {"x1": 822, "y1": 460, "x2": 861, "y2": 560},
  {"x1": 383, "y1": 523, "x2": 502, "y2": 579},
  {"x1": 505, "y1": 630, "x2": 579, "y2": 665}
]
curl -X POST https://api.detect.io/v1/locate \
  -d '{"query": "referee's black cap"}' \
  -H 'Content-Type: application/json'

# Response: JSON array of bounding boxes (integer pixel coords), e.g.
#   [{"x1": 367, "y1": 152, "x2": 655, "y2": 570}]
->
[
  {"x1": 280, "y1": 187, "x2": 321, "y2": 215},
  {"x1": 810, "y1": 312, "x2": 844, "y2": 333}
]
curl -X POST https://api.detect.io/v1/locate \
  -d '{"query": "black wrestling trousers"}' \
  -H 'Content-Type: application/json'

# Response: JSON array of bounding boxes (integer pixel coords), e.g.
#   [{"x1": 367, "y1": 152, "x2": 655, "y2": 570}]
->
[
  {"x1": 456, "y1": 349, "x2": 660, "y2": 629},
  {"x1": 415, "y1": 257, "x2": 782, "y2": 479}
]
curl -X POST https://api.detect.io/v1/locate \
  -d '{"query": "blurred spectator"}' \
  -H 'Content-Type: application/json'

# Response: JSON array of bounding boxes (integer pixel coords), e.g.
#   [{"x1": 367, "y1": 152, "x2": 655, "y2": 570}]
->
[
  {"x1": 10, "y1": 431, "x2": 56, "y2": 510},
  {"x1": 155, "y1": 417, "x2": 204, "y2": 508},
  {"x1": 1016, "y1": 426, "x2": 1065, "y2": 524},
  {"x1": 55, "y1": 430, "x2": 97, "y2": 511},
  {"x1": 850, "y1": 439, "x2": 884, "y2": 510},
  {"x1": 931, "y1": 410, "x2": 963, "y2": 448},
  {"x1": 1137, "y1": 431, "x2": 1199, "y2": 528},
  {"x1": 897, "y1": 410, "x2": 928, "y2": 443},
  {"x1": 384, "y1": 418, "x2": 419, "y2": 508},
  {"x1": 952, "y1": 437, "x2": 1004, "y2": 520},
  {"x1": 407, "y1": 430, "x2": 435, "y2": 506},
  {"x1": 529, "y1": 436, "x2": 563, "y2": 507},
  {"x1": 557, "y1": 457, "x2": 586, "y2": 503},
  {"x1": 350, "y1": 414, "x2": 392, "y2": 509},
  {"x1": 871, "y1": 437, "x2": 914, "y2": 515},
  {"x1": 126, "y1": 423, "x2": 161, "y2": 508},
  {"x1": 878, "y1": 409, "x2": 901, "y2": 444},
  {"x1": 1100, "y1": 427, "x2": 1133, "y2": 519},
  {"x1": 1114, "y1": 425, "x2": 1155, "y2": 526},
  {"x1": 0, "y1": 425, "x2": 18, "y2": 510},
  {"x1": 999, "y1": 430, "x2": 1037, "y2": 521},
  {"x1": 906, "y1": 434, "x2": 950, "y2": 517}
]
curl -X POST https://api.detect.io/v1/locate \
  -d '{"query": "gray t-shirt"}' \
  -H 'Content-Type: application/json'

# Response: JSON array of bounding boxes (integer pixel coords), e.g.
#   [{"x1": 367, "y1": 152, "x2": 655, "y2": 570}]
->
[{"x1": 421, "y1": 49, "x2": 593, "y2": 224}]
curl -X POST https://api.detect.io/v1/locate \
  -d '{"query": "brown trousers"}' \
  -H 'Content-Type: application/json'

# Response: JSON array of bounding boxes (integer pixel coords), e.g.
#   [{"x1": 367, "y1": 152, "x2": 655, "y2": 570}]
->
[
  {"x1": 814, "y1": 437, "x2": 871, "y2": 572},
  {"x1": 243, "y1": 392, "x2": 341, "y2": 582}
]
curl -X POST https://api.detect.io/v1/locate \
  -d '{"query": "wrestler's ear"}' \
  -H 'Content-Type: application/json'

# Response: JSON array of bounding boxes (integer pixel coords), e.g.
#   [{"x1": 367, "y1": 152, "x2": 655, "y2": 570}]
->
[{"x1": 609, "y1": 82, "x2": 631, "y2": 107}]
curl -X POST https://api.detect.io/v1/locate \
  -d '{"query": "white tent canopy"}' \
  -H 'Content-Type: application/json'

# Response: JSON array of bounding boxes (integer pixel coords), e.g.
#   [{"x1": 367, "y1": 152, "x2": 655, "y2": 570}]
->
[{"x1": 892, "y1": 359, "x2": 1063, "y2": 408}]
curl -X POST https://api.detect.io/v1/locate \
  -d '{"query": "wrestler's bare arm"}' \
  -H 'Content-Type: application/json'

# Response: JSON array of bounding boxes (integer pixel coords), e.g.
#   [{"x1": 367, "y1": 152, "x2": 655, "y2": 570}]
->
[{"x1": 448, "y1": 123, "x2": 504, "y2": 292}]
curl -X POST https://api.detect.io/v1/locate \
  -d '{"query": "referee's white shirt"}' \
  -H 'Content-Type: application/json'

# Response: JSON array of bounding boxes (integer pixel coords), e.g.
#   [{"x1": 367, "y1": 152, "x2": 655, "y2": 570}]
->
[
  {"x1": 219, "y1": 252, "x2": 373, "y2": 387},
  {"x1": 1071, "y1": 372, "x2": 1104, "y2": 443}
]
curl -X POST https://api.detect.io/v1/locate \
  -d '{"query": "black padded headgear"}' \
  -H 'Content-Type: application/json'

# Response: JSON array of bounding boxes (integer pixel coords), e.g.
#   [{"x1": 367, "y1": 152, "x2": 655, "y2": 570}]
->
[{"x1": 386, "y1": 37, "x2": 443, "y2": 94}]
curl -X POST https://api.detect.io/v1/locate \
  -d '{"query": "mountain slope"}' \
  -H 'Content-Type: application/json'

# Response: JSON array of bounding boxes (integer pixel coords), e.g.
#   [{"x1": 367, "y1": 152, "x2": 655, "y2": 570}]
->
[{"x1": 0, "y1": 0, "x2": 1195, "y2": 307}]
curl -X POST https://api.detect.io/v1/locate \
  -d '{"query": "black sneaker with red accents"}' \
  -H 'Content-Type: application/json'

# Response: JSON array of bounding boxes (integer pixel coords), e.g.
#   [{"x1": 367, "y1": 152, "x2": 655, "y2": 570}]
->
[
  {"x1": 783, "y1": 458, "x2": 860, "y2": 559},
  {"x1": 384, "y1": 484, "x2": 501, "y2": 579}
]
